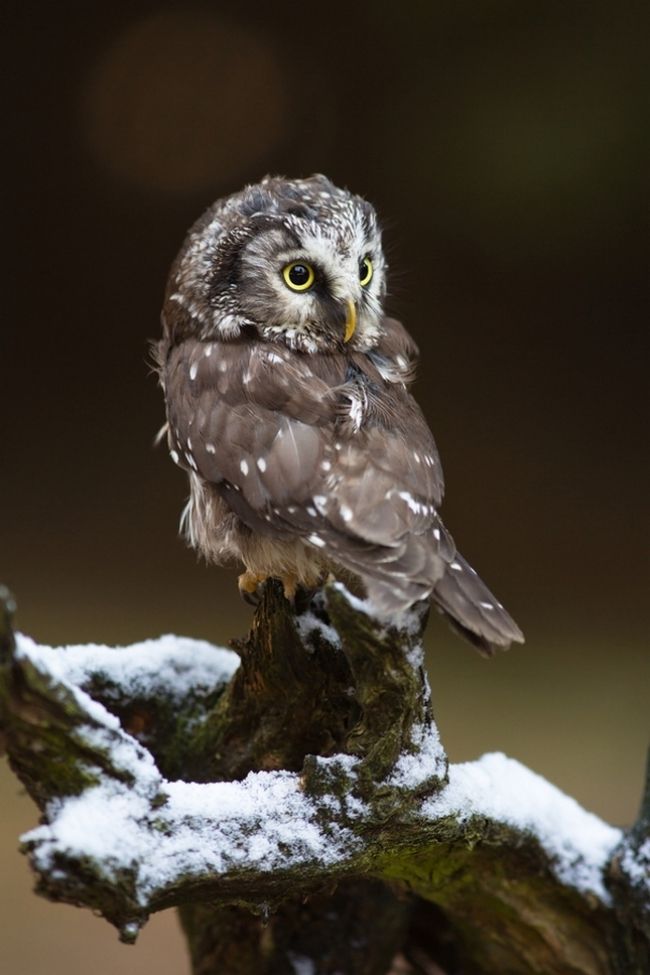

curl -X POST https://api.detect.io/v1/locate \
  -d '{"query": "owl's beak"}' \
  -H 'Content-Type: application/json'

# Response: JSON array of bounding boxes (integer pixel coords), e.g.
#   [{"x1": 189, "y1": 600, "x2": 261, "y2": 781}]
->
[{"x1": 343, "y1": 299, "x2": 357, "y2": 343}]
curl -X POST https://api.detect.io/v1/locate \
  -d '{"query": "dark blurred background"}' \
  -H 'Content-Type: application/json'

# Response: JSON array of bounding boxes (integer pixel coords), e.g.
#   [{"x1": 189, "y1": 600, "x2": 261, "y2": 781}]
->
[{"x1": 2, "y1": 2, "x2": 648, "y2": 972}]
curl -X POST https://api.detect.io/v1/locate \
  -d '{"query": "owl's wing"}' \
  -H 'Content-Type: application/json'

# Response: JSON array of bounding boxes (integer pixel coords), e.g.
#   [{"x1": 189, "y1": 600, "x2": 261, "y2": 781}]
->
[
  {"x1": 367, "y1": 315, "x2": 421, "y2": 387},
  {"x1": 163, "y1": 336, "x2": 522, "y2": 649},
  {"x1": 165, "y1": 338, "x2": 339, "y2": 532},
  {"x1": 163, "y1": 336, "x2": 449, "y2": 576}
]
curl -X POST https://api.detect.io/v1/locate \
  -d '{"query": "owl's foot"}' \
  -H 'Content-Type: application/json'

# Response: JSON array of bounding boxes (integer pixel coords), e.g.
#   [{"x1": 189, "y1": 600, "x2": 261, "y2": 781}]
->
[
  {"x1": 238, "y1": 570, "x2": 267, "y2": 605},
  {"x1": 238, "y1": 574, "x2": 323, "y2": 615},
  {"x1": 238, "y1": 571, "x2": 301, "y2": 606},
  {"x1": 280, "y1": 574, "x2": 298, "y2": 603}
]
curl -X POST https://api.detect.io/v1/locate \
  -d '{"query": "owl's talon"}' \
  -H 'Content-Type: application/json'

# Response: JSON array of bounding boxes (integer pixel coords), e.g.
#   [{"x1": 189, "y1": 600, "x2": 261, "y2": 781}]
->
[
  {"x1": 281, "y1": 574, "x2": 298, "y2": 604},
  {"x1": 238, "y1": 571, "x2": 267, "y2": 605},
  {"x1": 240, "y1": 588, "x2": 260, "y2": 606}
]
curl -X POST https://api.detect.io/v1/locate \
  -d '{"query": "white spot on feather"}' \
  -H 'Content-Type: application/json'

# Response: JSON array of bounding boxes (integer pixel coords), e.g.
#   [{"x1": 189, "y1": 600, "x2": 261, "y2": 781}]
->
[
  {"x1": 340, "y1": 505, "x2": 353, "y2": 523},
  {"x1": 217, "y1": 313, "x2": 242, "y2": 339},
  {"x1": 206, "y1": 444, "x2": 216, "y2": 455},
  {"x1": 398, "y1": 491, "x2": 425, "y2": 516},
  {"x1": 308, "y1": 533, "x2": 326, "y2": 547},
  {"x1": 348, "y1": 393, "x2": 365, "y2": 432},
  {"x1": 257, "y1": 458, "x2": 267, "y2": 473},
  {"x1": 450, "y1": 562, "x2": 463, "y2": 571},
  {"x1": 480, "y1": 601, "x2": 494, "y2": 611},
  {"x1": 189, "y1": 362, "x2": 198, "y2": 381},
  {"x1": 240, "y1": 460, "x2": 249, "y2": 476}
]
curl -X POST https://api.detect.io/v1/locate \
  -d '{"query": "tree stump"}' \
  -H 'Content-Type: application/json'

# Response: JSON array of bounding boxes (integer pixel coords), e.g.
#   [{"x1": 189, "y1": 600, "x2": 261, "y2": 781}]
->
[{"x1": 0, "y1": 582, "x2": 647, "y2": 973}]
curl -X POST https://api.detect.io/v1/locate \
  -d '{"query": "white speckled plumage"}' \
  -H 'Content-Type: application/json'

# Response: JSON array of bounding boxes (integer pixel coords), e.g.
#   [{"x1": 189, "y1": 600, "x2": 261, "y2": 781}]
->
[{"x1": 156, "y1": 174, "x2": 523, "y2": 654}]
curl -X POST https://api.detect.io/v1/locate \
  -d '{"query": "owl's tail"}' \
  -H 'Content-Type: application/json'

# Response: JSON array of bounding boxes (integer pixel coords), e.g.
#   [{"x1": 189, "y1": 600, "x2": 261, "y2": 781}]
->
[
  {"x1": 432, "y1": 552, "x2": 524, "y2": 657},
  {"x1": 335, "y1": 536, "x2": 523, "y2": 655}
]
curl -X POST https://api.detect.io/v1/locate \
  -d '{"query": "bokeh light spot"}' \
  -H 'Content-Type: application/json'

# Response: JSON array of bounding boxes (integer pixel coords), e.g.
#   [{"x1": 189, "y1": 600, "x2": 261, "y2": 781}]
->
[{"x1": 83, "y1": 11, "x2": 287, "y2": 194}]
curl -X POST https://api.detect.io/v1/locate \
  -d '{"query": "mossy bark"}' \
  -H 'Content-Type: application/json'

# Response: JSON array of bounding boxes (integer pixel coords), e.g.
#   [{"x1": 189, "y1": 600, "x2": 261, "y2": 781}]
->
[{"x1": 0, "y1": 583, "x2": 647, "y2": 974}]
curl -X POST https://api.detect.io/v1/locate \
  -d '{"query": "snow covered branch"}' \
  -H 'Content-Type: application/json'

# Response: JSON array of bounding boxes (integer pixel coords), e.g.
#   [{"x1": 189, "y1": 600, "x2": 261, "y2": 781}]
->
[{"x1": 0, "y1": 582, "x2": 647, "y2": 974}]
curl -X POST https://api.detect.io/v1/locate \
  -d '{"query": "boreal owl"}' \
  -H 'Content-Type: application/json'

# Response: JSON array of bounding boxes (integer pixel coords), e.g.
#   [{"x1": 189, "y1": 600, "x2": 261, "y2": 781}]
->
[{"x1": 156, "y1": 174, "x2": 523, "y2": 654}]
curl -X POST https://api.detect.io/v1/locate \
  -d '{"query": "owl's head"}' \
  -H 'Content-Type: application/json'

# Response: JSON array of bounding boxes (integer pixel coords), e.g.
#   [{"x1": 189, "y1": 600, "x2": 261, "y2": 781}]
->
[{"x1": 164, "y1": 175, "x2": 387, "y2": 353}]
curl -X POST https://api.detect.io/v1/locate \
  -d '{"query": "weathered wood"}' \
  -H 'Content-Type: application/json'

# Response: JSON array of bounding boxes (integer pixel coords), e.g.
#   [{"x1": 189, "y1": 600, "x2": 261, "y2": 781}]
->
[
  {"x1": 0, "y1": 584, "x2": 647, "y2": 974},
  {"x1": 607, "y1": 750, "x2": 650, "y2": 974},
  {"x1": 179, "y1": 880, "x2": 412, "y2": 975}
]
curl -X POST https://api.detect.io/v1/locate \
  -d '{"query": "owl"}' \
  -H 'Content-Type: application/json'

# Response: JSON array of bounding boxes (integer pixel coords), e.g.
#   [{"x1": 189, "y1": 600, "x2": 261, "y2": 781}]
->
[{"x1": 156, "y1": 175, "x2": 523, "y2": 655}]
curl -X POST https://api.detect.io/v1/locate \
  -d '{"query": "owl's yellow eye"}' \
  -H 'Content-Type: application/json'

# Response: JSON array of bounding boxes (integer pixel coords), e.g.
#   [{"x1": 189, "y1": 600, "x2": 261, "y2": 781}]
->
[
  {"x1": 359, "y1": 256, "x2": 373, "y2": 287},
  {"x1": 282, "y1": 262, "x2": 315, "y2": 292}
]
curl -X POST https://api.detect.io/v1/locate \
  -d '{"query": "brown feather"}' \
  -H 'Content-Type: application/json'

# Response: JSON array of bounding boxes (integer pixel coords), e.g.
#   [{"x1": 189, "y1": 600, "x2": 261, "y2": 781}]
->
[{"x1": 156, "y1": 176, "x2": 523, "y2": 652}]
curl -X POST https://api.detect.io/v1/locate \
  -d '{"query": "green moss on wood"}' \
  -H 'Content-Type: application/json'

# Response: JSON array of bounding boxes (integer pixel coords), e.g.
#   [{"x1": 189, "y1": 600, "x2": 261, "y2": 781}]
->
[{"x1": 0, "y1": 583, "x2": 647, "y2": 974}]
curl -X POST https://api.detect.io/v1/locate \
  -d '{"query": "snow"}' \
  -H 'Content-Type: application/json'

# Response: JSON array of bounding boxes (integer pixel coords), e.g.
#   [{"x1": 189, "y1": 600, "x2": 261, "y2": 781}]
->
[
  {"x1": 26, "y1": 765, "x2": 359, "y2": 907},
  {"x1": 619, "y1": 836, "x2": 650, "y2": 894},
  {"x1": 295, "y1": 610, "x2": 341, "y2": 650},
  {"x1": 13, "y1": 632, "x2": 623, "y2": 911},
  {"x1": 387, "y1": 721, "x2": 447, "y2": 789},
  {"x1": 16, "y1": 632, "x2": 360, "y2": 907},
  {"x1": 80, "y1": 723, "x2": 160, "y2": 787},
  {"x1": 402, "y1": 632, "x2": 425, "y2": 670},
  {"x1": 24, "y1": 709, "x2": 361, "y2": 905},
  {"x1": 14, "y1": 632, "x2": 239, "y2": 704},
  {"x1": 330, "y1": 582, "x2": 426, "y2": 665},
  {"x1": 423, "y1": 752, "x2": 623, "y2": 901},
  {"x1": 297, "y1": 586, "x2": 425, "y2": 663}
]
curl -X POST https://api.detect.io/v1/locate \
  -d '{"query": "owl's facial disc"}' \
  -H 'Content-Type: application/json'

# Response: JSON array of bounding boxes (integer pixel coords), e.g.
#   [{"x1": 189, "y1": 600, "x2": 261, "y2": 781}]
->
[
  {"x1": 280, "y1": 261, "x2": 357, "y2": 342},
  {"x1": 163, "y1": 175, "x2": 387, "y2": 350},
  {"x1": 236, "y1": 217, "x2": 385, "y2": 352}
]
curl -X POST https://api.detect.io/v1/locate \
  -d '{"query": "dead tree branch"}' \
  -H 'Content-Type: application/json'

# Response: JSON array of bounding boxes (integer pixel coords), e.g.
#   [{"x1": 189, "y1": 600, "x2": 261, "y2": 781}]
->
[{"x1": 0, "y1": 583, "x2": 647, "y2": 974}]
